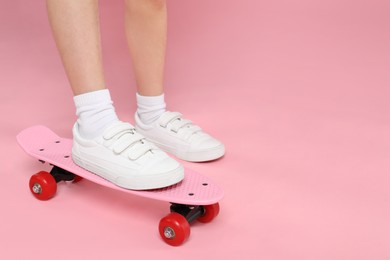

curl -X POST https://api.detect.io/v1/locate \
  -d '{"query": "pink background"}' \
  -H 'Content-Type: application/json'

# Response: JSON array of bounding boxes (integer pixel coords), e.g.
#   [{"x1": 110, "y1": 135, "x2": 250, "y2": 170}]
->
[{"x1": 1, "y1": 0, "x2": 390, "y2": 259}]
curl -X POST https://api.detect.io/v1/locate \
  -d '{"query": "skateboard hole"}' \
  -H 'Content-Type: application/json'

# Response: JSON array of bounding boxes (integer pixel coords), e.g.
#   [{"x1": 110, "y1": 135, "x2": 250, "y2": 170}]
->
[
  {"x1": 188, "y1": 193, "x2": 194, "y2": 196},
  {"x1": 39, "y1": 148, "x2": 44, "y2": 151},
  {"x1": 202, "y1": 183, "x2": 208, "y2": 186},
  {"x1": 55, "y1": 140, "x2": 61, "y2": 143},
  {"x1": 64, "y1": 155, "x2": 70, "y2": 159}
]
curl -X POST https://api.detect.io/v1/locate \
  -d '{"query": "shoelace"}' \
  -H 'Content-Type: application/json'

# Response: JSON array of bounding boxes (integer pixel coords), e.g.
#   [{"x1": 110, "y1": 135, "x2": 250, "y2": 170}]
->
[
  {"x1": 159, "y1": 112, "x2": 202, "y2": 140},
  {"x1": 103, "y1": 122, "x2": 153, "y2": 160}
]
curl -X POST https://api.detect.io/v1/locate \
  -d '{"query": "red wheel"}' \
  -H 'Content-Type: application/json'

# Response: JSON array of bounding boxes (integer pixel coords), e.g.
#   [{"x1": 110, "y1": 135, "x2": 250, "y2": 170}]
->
[
  {"x1": 198, "y1": 203, "x2": 220, "y2": 223},
  {"x1": 159, "y1": 213, "x2": 190, "y2": 246},
  {"x1": 29, "y1": 171, "x2": 57, "y2": 200},
  {"x1": 72, "y1": 175, "x2": 83, "y2": 183}
]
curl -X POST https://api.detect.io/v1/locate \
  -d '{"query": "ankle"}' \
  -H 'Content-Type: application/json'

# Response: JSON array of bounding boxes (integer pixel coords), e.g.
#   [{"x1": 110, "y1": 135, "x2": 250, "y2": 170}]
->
[{"x1": 136, "y1": 93, "x2": 166, "y2": 125}]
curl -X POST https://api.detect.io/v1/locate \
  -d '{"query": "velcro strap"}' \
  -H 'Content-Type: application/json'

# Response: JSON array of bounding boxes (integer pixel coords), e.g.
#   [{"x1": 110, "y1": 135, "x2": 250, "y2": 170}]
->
[
  {"x1": 128, "y1": 142, "x2": 154, "y2": 160},
  {"x1": 113, "y1": 132, "x2": 144, "y2": 154},
  {"x1": 103, "y1": 122, "x2": 135, "y2": 140},
  {"x1": 159, "y1": 112, "x2": 182, "y2": 128}
]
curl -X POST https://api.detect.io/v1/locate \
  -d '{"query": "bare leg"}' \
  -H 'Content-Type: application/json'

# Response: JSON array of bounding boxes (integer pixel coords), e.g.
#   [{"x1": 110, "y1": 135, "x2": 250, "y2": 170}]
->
[
  {"x1": 46, "y1": 0, "x2": 105, "y2": 95},
  {"x1": 126, "y1": 1, "x2": 225, "y2": 162},
  {"x1": 125, "y1": 0, "x2": 167, "y2": 96}
]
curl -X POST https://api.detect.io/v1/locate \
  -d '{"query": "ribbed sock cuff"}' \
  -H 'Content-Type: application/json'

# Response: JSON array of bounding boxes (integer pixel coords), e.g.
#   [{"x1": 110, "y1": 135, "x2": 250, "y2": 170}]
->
[{"x1": 74, "y1": 89, "x2": 112, "y2": 108}]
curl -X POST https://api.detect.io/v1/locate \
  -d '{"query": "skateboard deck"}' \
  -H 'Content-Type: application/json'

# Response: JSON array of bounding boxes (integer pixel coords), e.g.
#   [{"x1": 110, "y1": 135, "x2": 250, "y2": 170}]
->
[{"x1": 17, "y1": 125, "x2": 224, "y2": 246}]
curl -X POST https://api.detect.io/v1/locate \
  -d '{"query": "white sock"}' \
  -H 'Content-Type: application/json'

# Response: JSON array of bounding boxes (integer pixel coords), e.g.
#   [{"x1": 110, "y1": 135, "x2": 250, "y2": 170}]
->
[
  {"x1": 136, "y1": 93, "x2": 166, "y2": 125},
  {"x1": 74, "y1": 89, "x2": 119, "y2": 139}
]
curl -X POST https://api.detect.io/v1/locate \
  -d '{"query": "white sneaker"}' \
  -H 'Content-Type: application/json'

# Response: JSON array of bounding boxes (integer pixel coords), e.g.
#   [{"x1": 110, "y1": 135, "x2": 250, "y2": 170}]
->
[
  {"x1": 135, "y1": 111, "x2": 225, "y2": 162},
  {"x1": 72, "y1": 121, "x2": 184, "y2": 190}
]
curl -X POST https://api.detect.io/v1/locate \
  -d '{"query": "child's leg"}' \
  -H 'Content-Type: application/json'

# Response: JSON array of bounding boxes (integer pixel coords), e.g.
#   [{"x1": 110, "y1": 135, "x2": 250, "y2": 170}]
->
[
  {"x1": 125, "y1": 0, "x2": 167, "y2": 96},
  {"x1": 125, "y1": 0, "x2": 167, "y2": 125},
  {"x1": 125, "y1": 0, "x2": 225, "y2": 162},
  {"x1": 47, "y1": 0, "x2": 116, "y2": 138},
  {"x1": 46, "y1": 0, "x2": 105, "y2": 95},
  {"x1": 46, "y1": 0, "x2": 183, "y2": 190}
]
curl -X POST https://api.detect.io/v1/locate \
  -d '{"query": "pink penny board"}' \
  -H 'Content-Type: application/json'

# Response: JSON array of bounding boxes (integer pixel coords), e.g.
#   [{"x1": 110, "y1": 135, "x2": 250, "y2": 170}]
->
[{"x1": 17, "y1": 125, "x2": 224, "y2": 205}]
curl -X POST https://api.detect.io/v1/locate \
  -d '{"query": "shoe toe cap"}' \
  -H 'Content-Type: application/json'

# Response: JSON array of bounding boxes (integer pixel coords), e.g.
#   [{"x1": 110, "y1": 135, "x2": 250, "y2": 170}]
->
[{"x1": 191, "y1": 135, "x2": 223, "y2": 151}]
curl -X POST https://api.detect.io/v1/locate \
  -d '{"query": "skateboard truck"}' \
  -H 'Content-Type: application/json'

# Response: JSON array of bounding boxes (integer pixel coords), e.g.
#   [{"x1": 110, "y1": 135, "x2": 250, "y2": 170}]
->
[
  {"x1": 50, "y1": 166, "x2": 78, "y2": 182},
  {"x1": 170, "y1": 204, "x2": 205, "y2": 224}
]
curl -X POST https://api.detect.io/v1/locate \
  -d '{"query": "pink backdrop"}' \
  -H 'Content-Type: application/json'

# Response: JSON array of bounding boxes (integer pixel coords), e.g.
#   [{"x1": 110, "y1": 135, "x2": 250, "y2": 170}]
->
[{"x1": 1, "y1": 0, "x2": 389, "y2": 259}]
